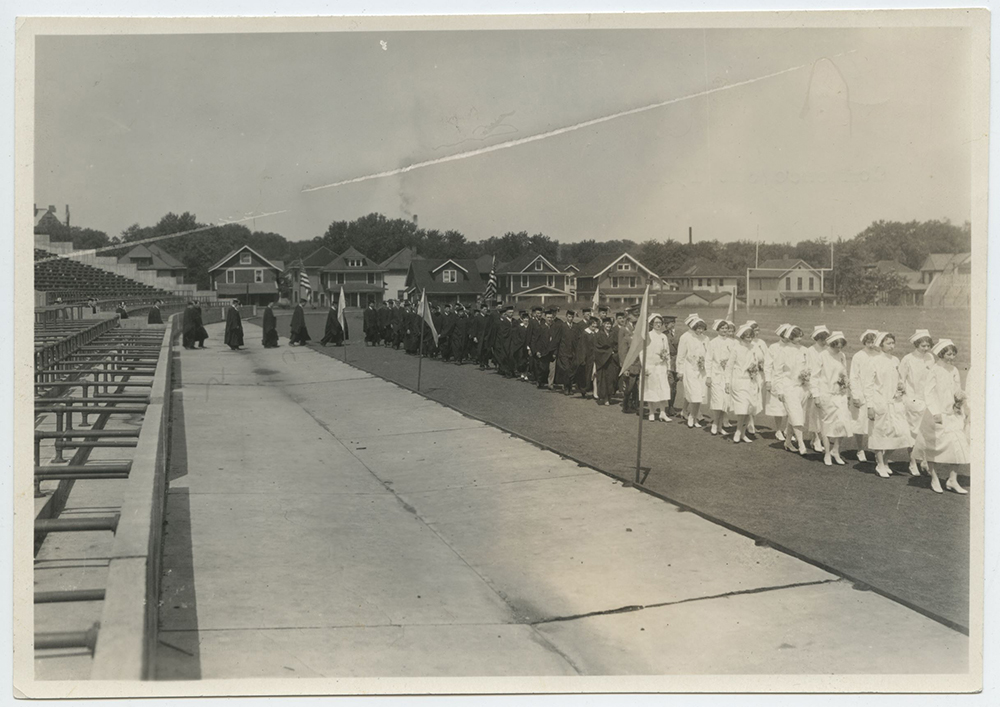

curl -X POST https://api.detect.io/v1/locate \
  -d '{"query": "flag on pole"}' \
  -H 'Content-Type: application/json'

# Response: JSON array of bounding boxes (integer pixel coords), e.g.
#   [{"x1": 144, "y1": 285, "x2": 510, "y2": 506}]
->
[
  {"x1": 337, "y1": 285, "x2": 349, "y2": 339},
  {"x1": 484, "y1": 256, "x2": 498, "y2": 302},
  {"x1": 618, "y1": 284, "x2": 651, "y2": 376},
  {"x1": 419, "y1": 289, "x2": 439, "y2": 345},
  {"x1": 592, "y1": 284, "x2": 601, "y2": 312},
  {"x1": 725, "y1": 286, "x2": 736, "y2": 322},
  {"x1": 300, "y1": 271, "x2": 312, "y2": 291}
]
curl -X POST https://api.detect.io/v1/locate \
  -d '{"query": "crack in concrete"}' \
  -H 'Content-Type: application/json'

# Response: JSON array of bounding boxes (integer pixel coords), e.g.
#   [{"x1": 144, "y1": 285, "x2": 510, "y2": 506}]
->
[{"x1": 530, "y1": 578, "x2": 844, "y2": 626}]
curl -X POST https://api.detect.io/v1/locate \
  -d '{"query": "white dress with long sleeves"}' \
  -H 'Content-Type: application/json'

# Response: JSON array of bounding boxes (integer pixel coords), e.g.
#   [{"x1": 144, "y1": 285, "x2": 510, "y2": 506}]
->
[
  {"x1": 642, "y1": 329, "x2": 672, "y2": 402},
  {"x1": 849, "y1": 349, "x2": 877, "y2": 436},
  {"x1": 727, "y1": 340, "x2": 763, "y2": 415},
  {"x1": 804, "y1": 344, "x2": 826, "y2": 434},
  {"x1": 866, "y1": 352, "x2": 914, "y2": 450},
  {"x1": 912, "y1": 360, "x2": 969, "y2": 464},
  {"x1": 810, "y1": 347, "x2": 851, "y2": 438},
  {"x1": 780, "y1": 343, "x2": 810, "y2": 427},
  {"x1": 898, "y1": 350, "x2": 935, "y2": 436},
  {"x1": 678, "y1": 331, "x2": 708, "y2": 404},
  {"x1": 763, "y1": 339, "x2": 787, "y2": 417},
  {"x1": 707, "y1": 335, "x2": 734, "y2": 412}
]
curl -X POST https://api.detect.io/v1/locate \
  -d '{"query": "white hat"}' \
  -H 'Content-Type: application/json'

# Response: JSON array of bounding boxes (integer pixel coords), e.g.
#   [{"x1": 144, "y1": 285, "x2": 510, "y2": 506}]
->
[
  {"x1": 909, "y1": 329, "x2": 933, "y2": 344},
  {"x1": 745, "y1": 320, "x2": 758, "y2": 328},
  {"x1": 724, "y1": 319, "x2": 736, "y2": 329},
  {"x1": 775, "y1": 323, "x2": 791, "y2": 337},
  {"x1": 648, "y1": 313, "x2": 664, "y2": 325},
  {"x1": 712, "y1": 319, "x2": 727, "y2": 331},
  {"x1": 874, "y1": 331, "x2": 892, "y2": 347},
  {"x1": 827, "y1": 330, "x2": 847, "y2": 346},
  {"x1": 859, "y1": 329, "x2": 879, "y2": 343},
  {"x1": 812, "y1": 324, "x2": 830, "y2": 339},
  {"x1": 735, "y1": 323, "x2": 754, "y2": 338},
  {"x1": 932, "y1": 338, "x2": 956, "y2": 356},
  {"x1": 689, "y1": 316, "x2": 706, "y2": 328},
  {"x1": 684, "y1": 313, "x2": 700, "y2": 326}
]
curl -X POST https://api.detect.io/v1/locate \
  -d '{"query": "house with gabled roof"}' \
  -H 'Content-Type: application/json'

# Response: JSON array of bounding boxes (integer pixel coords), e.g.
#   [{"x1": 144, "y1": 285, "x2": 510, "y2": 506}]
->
[
  {"x1": 864, "y1": 260, "x2": 926, "y2": 306},
  {"x1": 118, "y1": 243, "x2": 188, "y2": 282},
  {"x1": 665, "y1": 257, "x2": 741, "y2": 294},
  {"x1": 498, "y1": 251, "x2": 575, "y2": 304},
  {"x1": 919, "y1": 252, "x2": 971, "y2": 285},
  {"x1": 381, "y1": 247, "x2": 422, "y2": 302},
  {"x1": 575, "y1": 252, "x2": 665, "y2": 306},
  {"x1": 285, "y1": 246, "x2": 338, "y2": 305},
  {"x1": 404, "y1": 258, "x2": 486, "y2": 305},
  {"x1": 747, "y1": 258, "x2": 827, "y2": 307},
  {"x1": 321, "y1": 246, "x2": 387, "y2": 308},
  {"x1": 208, "y1": 245, "x2": 284, "y2": 304}
]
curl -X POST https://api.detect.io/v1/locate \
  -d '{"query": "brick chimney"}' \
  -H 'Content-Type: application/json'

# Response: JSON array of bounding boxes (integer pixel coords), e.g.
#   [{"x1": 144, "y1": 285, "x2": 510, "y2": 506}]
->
[{"x1": 688, "y1": 226, "x2": 693, "y2": 245}]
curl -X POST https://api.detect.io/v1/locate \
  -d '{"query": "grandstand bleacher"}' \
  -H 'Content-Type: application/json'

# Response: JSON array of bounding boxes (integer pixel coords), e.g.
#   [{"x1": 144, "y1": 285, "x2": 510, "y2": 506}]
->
[{"x1": 35, "y1": 249, "x2": 173, "y2": 303}]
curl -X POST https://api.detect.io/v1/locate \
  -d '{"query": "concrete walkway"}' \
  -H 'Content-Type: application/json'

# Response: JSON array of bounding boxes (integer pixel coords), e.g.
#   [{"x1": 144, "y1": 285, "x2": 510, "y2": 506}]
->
[{"x1": 155, "y1": 322, "x2": 966, "y2": 679}]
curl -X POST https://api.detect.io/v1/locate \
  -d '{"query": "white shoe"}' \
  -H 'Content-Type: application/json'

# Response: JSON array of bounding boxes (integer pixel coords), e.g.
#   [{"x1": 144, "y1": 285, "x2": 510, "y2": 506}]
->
[
  {"x1": 775, "y1": 430, "x2": 786, "y2": 442},
  {"x1": 875, "y1": 465, "x2": 891, "y2": 478},
  {"x1": 687, "y1": 416, "x2": 695, "y2": 428},
  {"x1": 930, "y1": 476, "x2": 943, "y2": 494},
  {"x1": 711, "y1": 423, "x2": 719, "y2": 435},
  {"x1": 733, "y1": 430, "x2": 742, "y2": 443},
  {"x1": 659, "y1": 411, "x2": 670, "y2": 422},
  {"x1": 858, "y1": 450, "x2": 868, "y2": 462},
  {"x1": 813, "y1": 439, "x2": 825, "y2": 453},
  {"x1": 648, "y1": 413, "x2": 655, "y2": 422},
  {"x1": 832, "y1": 454, "x2": 846, "y2": 466},
  {"x1": 824, "y1": 454, "x2": 832, "y2": 466},
  {"x1": 946, "y1": 478, "x2": 968, "y2": 495},
  {"x1": 748, "y1": 424, "x2": 757, "y2": 434},
  {"x1": 908, "y1": 462, "x2": 921, "y2": 477}
]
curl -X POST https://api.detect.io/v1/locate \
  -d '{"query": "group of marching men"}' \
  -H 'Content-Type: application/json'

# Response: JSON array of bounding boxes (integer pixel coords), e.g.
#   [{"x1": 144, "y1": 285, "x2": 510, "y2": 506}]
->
[{"x1": 367, "y1": 299, "x2": 970, "y2": 496}]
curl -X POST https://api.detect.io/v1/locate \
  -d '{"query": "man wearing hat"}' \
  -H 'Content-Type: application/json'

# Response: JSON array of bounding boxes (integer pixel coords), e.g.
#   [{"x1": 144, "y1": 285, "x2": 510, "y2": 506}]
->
[
  {"x1": 451, "y1": 304, "x2": 470, "y2": 364},
  {"x1": 376, "y1": 300, "x2": 391, "y2": 346},
  {"x1": 533, "y1": 308, "x2": 561, "y2": 389},
  {"x1": 224, "y1": 299, "x2": 245, "y2": 351},
  {"x1": 363, "y1": 300, "x2": 379, "y2": 346},
  {"x1": 481, "y1": 301, "x2": 501, "y2": 369},
  {"x1": 494, "y1": 306, "x2": 515, "y2": 377}
]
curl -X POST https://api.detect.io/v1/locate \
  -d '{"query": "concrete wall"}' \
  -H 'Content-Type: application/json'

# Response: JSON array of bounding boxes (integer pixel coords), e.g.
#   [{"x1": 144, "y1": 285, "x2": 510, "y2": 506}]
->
[{"x1": 90, "y1": 317, "x2": 175, "y2": 679}]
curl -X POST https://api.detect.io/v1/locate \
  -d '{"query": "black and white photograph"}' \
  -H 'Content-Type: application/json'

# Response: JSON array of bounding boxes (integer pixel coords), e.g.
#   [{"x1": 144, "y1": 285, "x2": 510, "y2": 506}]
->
[{"x1": 12, "y1": 7, "x2": 991, "y2": 698}]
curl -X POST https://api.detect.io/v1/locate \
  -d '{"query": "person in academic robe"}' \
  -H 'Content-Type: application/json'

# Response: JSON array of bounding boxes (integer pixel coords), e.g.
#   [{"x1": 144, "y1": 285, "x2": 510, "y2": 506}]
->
[
  {"x1": 911, "y1": 339, "x2": 969, "y2": 494},
  {"x1": 865, "y1": 332, "x2": 914, "y2": 478},
  {"x1": 575, "y1": 316, "x2": 600, "y2": 399},
  {"x1": 320, "y1": 303, "x2": 345, "y2": 346},
  {"x1": 480, "y1": 304, "x2": 499, "y2": 369},
  {"x1": 391, "y1": 301, "x2": 406, "y2": 349},
  {"x1": 192, "y1": 303, "x2": 208, "y2": 348},
  {"x1": 810, "y1": 331, "x2": 851, "y2": 466},
  {"x1": 363, "y1": 301, "x2": 379, "y2": 346},
  {"x1": 554, "y1": 310, "x2": 578, "y2": 394},
  {"x1": 377, "y1": 301, "x2": 392, "y2": 346},
  {"x1": 469, "y1": 304, "x2": 486, "y2": 365},
  {"x1": 116, "y1": 301, "x2": 129, "y2": 319},
  {"x1": 594, "y1": 318, "x2": 620, "y2": 405},
  {"x1": 898, "y1": 329, "x2": 935, "y2": 476},
  {"x1": 437, "y1": 305, "x2": 455, "y2": 361},
  {"x1": 147, "y1": 300, "x2": 163, "y2": 324},
  {"x1": 182, "y1": 302, "x2": 196, "y2": 349},
  {"x1": 404, "y1": 304, "x2": 420, "y2": 354},
  {"x1": 288, "y1": 302, "x2": 311, "y2": 345},
  {"x1": 618, "y1": 309, "x2": 641, "y2": 413},
  {"x1": 224, "y1": 300, "x2": 245, "y2": 350},
  {"x1": 509, "y1": 311, "x2": 530, "y2": 379},
  {"x1": 261, "y1": 301, "x2": 280, "y2": 348},
  {"x1": 451, "y1": 306, "x2": 470, "y2": 364},
  {"x1": 494, "y1": 307, "x2": 514, "y2": 376},
  {"x1": 430, "y1": 306, "x2": 444, "y2": 357}
]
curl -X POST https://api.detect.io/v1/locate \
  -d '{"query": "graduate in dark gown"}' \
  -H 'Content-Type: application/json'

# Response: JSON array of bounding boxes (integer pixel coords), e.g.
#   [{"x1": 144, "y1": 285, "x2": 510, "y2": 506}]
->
[
  {"x1": 182, "y1": 302, "x2": 196, "y2": 349},
  {"x1": 535, "y1": 309, "x2": 561, "y2": 389},
  {"x1": 451, "y1": 306, "x2": 469, "y2": 364},
  {"x1": 224, "y1": 300, "x2": 244, "y2": 350},
  {"x1": 320, "y1": 304, "x2": 345, "y2": 346},
  {"x1": 555, "y1": 311, "x2": 578, "y2": 394},
  {"x1": 481, "y1": 305, "x2": 500, "y2": 369},
  {"x1": 494, "y1": 308, "x2": 514, "y2": 377},
  {"x1": 575, "y1": 317, "x2": 598, "y2": 398},
  {"x1": 363, "y1": 302, "x2": 378, "y2": 345},
  {"x1": 192, "y1": 304, "x2": 208, "y2": 348},
  {"x1": 147, "y1": 300, "x2": 163, "y2": 324},
  {"x1": 261, "y1": 301, "x2": 280, "y2": 348},
  {"x1": 594, "y1": 317, "x2": 620, "y2": 405},
  {"x1": 508, "y1": 311, "x2": 529, "y2": 379},
  {"x1": 288, "y1": 303, "x2": 311, "y2": 345}
]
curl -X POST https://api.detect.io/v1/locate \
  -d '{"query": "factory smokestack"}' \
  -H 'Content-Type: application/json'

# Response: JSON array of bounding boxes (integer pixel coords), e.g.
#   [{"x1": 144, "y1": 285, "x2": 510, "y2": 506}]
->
[
  {"x1": 412, "y1": 214, "x2": 419, "y2": 227},
  {"x1": 688, "y1": 226, "x2": 693, "y2": 245}
]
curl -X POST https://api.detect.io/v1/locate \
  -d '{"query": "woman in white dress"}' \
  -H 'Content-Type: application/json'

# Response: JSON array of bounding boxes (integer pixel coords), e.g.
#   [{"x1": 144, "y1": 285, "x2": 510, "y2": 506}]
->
[
  {"x1": 706, "y1": 319, "x2": 735, "y2": 435},
  {"x1": 777, "y1": 325, "x2": 810, "y2": 455},
  {"x1": 810, "y1": 330, "x2": 851, "y2": 466},
  {"x1": 642, "y1": 314, "x2": 673, "y2": 422},
  {"x1": 726, "y1": 323, "x2": 764, "y2": 443},
  {"x1": 898, "y1": 329, "x2": 935, "y2": 476},
  {"x1": 805, "y1": 325, "x2": 830, "y2": 452},
  {"x1": 865, "y1": 332, "x2": 914, "y2": 478},
  {"x1": 912, "y1": 339, "x2": 969, "y2": 494},
  {"x1": 676, "y1": 315, "x2": 709, "y2": 428},
  {"x1": 848, "y1": 329, "x2": 880, "y2": 462},
  {"x1": 745, "y1": 321, "x2": 769, "y2": 437},
  {"x1": 672, "y1": 313, "x2": 700, "y2": 420},
  {"x1": 764, "y1": 323, "x2": 792, "y2": 441}
]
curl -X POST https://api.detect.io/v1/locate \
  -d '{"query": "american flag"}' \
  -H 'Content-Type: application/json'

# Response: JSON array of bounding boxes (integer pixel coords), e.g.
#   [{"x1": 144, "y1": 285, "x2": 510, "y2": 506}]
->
[
  {"x1": 484, "y1": 255, "x2": 498, "y2": 301},
  {"x1": 299, "y1": 271, "x2": 312, "y2": 291}
]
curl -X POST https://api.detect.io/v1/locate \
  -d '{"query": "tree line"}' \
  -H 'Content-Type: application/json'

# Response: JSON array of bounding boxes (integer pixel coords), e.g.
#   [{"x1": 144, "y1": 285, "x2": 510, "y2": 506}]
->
[{"x1": 37, "y1": 211, "x2": 970, "y2": 305}]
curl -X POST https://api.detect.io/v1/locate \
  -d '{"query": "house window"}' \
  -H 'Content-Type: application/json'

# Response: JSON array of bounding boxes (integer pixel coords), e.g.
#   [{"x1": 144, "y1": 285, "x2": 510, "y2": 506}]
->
[
  {"x1": 797, "y1": 277, "x2": 803, "y2": 291},
  {"x1": 444, "y1": 270, "x2": 458, "y2": 284},
  {"x1": 785, "y1": 277, "x2": 791, "y2": 290},
  {"x1": 367, "y1": 273, "x2": 376, "y2": 285},
  {"x1": 520, "y1": 275, "x2": 528, "y2": 288},
  {"x1": 630, "y1": 277, "x2": 637, "y2": 288},
  {"x1": 719, "y1": 279, "x2": 724, "y2": 287},
  {"x1": 337, "y1": 273, "x2": 345, "y2": 285},
  {"x1": 547, "y1": 275, "x2": 554, "y2": 287},
  {"x1": 347, "y1": 258, "x2": 363, "y2": 267},
  {"x1": 240, "y1": 253, "x2": 252, "y2": 265},
  {"x1": 612, "y1": 277, "x2": 619, "y2": 288},
  {"x1": 809, "y1": 276, "x2": 815, "y2": 290},
  {"x1": 397, "y1": 290, "x2": 405, "y2": 299},
  {"x1": 254, "y1": 269, "x2": 264, "y2": 283},
  {"x1": 534, "y1": 260, "x2": 543, "y2": 271},
  {"x1": 226, "y1": 269, "x2": 235, "y2": 284},
  {"x1": 617, "y1": 262, "x2": 632, "y2": 271},
  {"x1": 698, "y1": 278, "x2": 703, "y2": 287}
]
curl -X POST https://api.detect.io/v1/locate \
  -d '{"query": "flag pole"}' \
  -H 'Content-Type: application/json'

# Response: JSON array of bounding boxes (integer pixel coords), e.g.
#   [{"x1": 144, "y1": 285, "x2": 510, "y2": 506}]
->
[
  {"x1": 417, "y1": 318, "x2": 424, "y2": 392},
  {"x1": 635, "y1": 321, "x2": 649, "y2": 486}
]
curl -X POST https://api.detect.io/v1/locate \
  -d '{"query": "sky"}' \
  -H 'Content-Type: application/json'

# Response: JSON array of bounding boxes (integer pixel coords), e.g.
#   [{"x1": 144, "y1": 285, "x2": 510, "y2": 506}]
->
[{"x1": 33, "y1": 24, "x2": 973, "y2": 246}]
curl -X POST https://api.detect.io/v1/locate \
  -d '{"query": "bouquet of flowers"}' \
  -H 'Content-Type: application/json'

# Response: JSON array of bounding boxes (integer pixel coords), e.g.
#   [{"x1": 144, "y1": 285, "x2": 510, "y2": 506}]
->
[
  {"x1": 697, "y1": 356, "x2": 706, "y2": 374},
  {"x1": 798, "y1": 369, "x2": 811, "y2": 387},
  {"x1": 836, "y1": 373, "x2": 849, "y2": 395},
  {"x1": 895, "y1": 381, "x2": 906, "y2": 401},
  {"x1": 746, "y1": 362, "x2": 760, "y2": 381},
  {"x1": 953, "y1": 391, "x2": 966, "y2": 415},
  {"x1": 658, "y1": 349, "x2": 671, "y2": 364}
]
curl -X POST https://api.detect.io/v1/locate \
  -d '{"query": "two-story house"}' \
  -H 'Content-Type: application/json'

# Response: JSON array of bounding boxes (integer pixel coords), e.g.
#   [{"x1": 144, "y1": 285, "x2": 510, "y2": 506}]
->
[
  {"x1": 321, "y1": 246, "x2": 386, "y2": 308},
  {"x1": 498, "y1": 251, "x2": 575, "y2": 304},
  {"x1": 380, "y1": 247, "x2": 422, "y2": 302},
  {"x1": 747, "y1": 258, "x2": 826, "y2": 307},
  {"x1": 118, "y1": 243, "x2": 188, "y2": 283},
  {"x1": 575, "y1": 252, "x2": 665, "y2": 306},
  {"x1": 405, "y1": 258, "x2": 486, "y2": 305},
  {"x1": 208, "y1": 245, "x2": 284, "y2": 305},
  {"x1": 285, "y1": 246, "x2": 338, "y2": 305},
  {"x1": 665, "y1": 258, "x2": 741, "y2": 294}
]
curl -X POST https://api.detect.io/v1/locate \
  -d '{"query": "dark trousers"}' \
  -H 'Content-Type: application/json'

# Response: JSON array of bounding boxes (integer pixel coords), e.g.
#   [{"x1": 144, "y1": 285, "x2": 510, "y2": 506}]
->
[
  {"x1": 535, "y1": 354, "x2": 552, "y2": 387},
  {"x1": 621, "y1": 374, "x2": 639, "y2": 413}
]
